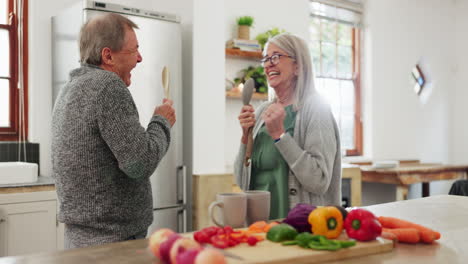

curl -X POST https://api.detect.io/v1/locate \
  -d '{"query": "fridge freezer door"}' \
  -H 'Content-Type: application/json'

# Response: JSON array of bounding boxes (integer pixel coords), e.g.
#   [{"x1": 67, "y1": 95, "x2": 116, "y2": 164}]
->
[
  {"x1": 128, "y1": 16, "x2": 184, "y2": 208},
  {"x1": 148, "y1": 207, "x2": 186, "y2": 235},
  {"x1": 84, "y1": 10, "x2": 185, "y2": 208}
]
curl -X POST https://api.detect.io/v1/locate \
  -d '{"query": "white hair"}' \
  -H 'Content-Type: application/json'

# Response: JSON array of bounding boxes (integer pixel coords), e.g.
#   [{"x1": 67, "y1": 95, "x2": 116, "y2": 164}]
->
[{"x1": 265, "y1": 33, "x2": 316, "y2": 110}]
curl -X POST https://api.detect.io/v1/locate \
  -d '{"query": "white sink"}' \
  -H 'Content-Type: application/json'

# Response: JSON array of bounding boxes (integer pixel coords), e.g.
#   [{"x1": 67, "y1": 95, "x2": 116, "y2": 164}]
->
[{"x1": 0, "y1": 162, "x2": 38, "y2": 185}]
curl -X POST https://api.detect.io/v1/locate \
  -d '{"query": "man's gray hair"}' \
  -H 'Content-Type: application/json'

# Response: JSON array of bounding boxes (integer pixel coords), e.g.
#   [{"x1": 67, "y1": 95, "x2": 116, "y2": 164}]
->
[
  {"x1": 79, "y1": 13, "x2": 139, "y2": 65},
  {"x1": 265, "y1": 33, "x2": 316, "y2": 110}
]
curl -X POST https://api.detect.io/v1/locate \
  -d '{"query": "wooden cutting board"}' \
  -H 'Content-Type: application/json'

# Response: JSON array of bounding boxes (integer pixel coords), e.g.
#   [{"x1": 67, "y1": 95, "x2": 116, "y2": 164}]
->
[{"x1": 224, "y1": 234, "x2": 394, "y2": 264}]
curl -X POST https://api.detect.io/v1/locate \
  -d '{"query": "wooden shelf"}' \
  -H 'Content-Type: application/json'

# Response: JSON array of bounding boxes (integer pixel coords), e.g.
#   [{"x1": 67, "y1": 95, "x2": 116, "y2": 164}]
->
[
  {"x1": 226, "y1": 48, "x2": 263, "y2": 60},
  {"x1": 226, "y1": 90, "x2": 268, "y2": 100}
]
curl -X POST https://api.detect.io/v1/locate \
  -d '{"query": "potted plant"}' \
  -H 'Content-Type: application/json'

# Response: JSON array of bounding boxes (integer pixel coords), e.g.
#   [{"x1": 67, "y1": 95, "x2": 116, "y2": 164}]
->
[
  {"x1": 237, "y1": 16, "x2": 254, "y2": 40},
  {"x1": 234, "y1": 66, "x2": 268, "y2": 94},
  {"x1": 255, "y1": 27, "x2": 286, "y2": 49}
]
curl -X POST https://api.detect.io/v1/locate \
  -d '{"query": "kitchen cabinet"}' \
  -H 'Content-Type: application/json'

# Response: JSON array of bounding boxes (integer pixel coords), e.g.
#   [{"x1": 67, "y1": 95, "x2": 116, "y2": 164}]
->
[{"x1": 0, "y1": 191, "x2": 57, "y2": 257}]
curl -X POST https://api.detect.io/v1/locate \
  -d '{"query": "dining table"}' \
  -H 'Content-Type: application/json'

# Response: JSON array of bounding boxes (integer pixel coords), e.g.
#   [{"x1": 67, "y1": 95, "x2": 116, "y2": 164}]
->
[
  {"x1": 360, "y1": 163, "x2": 468, "y2": 200},
  {"x1": 0, "y1": 195, "x2": 466, "y2": 264}
]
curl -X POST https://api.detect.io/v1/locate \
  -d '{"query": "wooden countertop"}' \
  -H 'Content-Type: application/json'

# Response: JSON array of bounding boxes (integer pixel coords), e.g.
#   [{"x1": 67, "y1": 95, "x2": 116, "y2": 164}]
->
[
  {"x1": 0, "y1": 176, "x2": 55, "y2": 194},
  {"x1": 360, "y1": 163, "x2": 468, "y2": 177},
  {"x1": 0, "y1": 195, "x2": 466, "y2": 263}
]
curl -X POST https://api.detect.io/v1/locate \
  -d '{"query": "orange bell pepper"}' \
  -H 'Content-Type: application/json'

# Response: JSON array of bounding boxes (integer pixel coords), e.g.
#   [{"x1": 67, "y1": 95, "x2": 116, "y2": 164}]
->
[{"x1": 308, "y1": 206, "x2": 343, "y2": 239}]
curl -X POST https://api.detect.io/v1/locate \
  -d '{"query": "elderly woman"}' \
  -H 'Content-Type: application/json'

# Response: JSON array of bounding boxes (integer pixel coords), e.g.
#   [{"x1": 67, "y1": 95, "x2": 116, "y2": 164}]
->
[{"x1": 234, "y1": 33, "x2": 341, "y2": 219}]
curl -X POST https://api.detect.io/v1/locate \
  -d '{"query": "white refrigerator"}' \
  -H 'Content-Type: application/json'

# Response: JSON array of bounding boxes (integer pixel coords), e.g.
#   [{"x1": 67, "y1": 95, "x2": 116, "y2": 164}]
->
[{"x1": 51, "y1": 0, "x2": 189, "y2": 234}]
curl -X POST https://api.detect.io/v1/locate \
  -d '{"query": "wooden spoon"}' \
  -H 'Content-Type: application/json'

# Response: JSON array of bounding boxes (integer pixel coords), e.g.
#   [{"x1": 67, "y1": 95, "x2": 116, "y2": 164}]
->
[
  {"x1": 242, "y1": 78, "x2": 255, "y2": 166},
  {"x1": 162, "y1": 66, "x2": 170, "y2": 99}
]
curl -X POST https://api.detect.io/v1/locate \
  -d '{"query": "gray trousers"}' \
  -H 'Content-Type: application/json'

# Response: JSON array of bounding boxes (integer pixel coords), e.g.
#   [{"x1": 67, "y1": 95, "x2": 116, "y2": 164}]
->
[{"x1": 64, "y1": 225, "x2": 147, "y2": 249}]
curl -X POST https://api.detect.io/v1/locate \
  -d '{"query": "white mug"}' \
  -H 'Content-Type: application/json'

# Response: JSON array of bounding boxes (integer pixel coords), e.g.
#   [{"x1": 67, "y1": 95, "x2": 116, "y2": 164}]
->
[
  {"x1": 245, "y1": 190, "x2": 271, "y2": 225},
  {"x1": 209, "y1": 192, "x2": 247, "y2": 228}
]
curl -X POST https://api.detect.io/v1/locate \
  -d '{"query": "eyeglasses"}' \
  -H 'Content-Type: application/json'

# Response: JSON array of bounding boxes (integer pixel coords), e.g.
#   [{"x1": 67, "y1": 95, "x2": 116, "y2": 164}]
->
[{"x1": 261, "y1": 54, "x2": 295, "y2": 66}]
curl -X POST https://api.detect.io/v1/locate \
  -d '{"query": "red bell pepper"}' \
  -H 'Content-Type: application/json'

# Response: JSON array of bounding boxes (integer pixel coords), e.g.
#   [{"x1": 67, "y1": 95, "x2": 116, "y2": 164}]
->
[{"x1": 344, "y1": 208, "x2": 382, "y2": 241}]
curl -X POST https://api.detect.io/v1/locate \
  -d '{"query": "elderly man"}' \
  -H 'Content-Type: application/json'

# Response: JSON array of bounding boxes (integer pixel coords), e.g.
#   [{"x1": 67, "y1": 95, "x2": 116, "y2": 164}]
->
[{"x1": 52, "y1": 13, "x2": 175, "y2": 249}]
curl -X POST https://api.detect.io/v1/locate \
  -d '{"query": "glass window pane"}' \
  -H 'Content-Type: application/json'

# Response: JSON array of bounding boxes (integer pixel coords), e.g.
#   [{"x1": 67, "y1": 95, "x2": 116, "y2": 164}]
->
[
  {"x1": 309, "y1": 17, "x2": 320, "y2": 41},
  {"x1": 0, "y1": 0, "x2": 7, "y2": 25},
  {"x1": 0, "y1": 29, "x2": 10, "y2": 77},
  {"x1": 337, "y1": 45, "x2": 352, "y2": 79},
  {"x1": 322, "y1": 42, "x2": 336, "y2": 77},
  {"x1": 321, "y1": 19, "x2": 336, "y2": 43},
  {"x1": 337, "y1": 24, "x2": 352, "y2": 46},
  {"x1": 310, "y1": 2, "x2": 327, "y2": 17},
  {"x1": 340, "y1": 80, "x2": 355, "y2": 113},
  {"x1": 341, "y1": 114, "x2": 355, "y2": 150},
  {"x1": 0, "y1": 79, "x2": 9, "y2": 127},
  {"x1": 317, "y1": 78, "x2": 340, "y2": 118},
  {"x1": 309, "y1": 41, "x2": 321, "y2": 75}
]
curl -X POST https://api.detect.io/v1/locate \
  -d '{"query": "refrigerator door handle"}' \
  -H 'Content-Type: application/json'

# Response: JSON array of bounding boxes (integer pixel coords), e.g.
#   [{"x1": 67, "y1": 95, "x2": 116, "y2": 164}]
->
[
  {"x1": 177, "y1": 165, "x2": 187, "y2": 204},
  {"x1": 177, "y1": 207, "x2": 187, "y2": 233}
]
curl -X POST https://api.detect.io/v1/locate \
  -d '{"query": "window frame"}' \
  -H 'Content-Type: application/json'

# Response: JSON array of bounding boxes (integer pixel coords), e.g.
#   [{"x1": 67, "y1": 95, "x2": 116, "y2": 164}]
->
[
  {"x1": 347, "y1": 28, "x2": 362, "y2": 156},
  {"x1": 0, "y1": 0, "x2": 28, "y2": 141},
  {"x1": 311, "y1": 18, "x2": 362, "y2": 156}
]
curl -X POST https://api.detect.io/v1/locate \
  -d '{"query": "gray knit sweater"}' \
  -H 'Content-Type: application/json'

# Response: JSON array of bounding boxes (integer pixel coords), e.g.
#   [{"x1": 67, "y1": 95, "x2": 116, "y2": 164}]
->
[
  {"x1": 234, "y1": 93, "x2": 341, "y2": 208},
  {"x1": 51, "y1": 64, "x2": 171, "y2": 247}
]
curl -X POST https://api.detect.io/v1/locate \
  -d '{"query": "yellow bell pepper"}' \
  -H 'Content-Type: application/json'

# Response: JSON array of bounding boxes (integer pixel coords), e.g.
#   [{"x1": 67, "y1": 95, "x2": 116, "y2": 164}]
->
[{"x1": 308, "y1": 206, "x2": 344, "y2": 239}]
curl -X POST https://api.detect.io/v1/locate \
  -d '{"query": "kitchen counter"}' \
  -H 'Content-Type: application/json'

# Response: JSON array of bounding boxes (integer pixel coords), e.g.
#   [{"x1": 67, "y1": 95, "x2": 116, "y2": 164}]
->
[
  {"x1": 0, "y1": 195, "x2": 466, "y2": 263},
  {"x1": 0, "y1": 176, "x2": 55, "y2": 194}
]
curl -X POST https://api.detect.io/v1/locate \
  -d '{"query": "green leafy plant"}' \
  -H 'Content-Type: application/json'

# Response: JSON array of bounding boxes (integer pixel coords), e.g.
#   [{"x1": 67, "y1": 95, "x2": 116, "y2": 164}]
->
[
  {"x1": 237, "y1": 16, "x2": 254, "y2": 27},
  {"x1": 255, "y1": 27, "x2": 286, "y2": 49},
  {"x1": 234, "y1": 66, "x2": 267, "y2": 94}
]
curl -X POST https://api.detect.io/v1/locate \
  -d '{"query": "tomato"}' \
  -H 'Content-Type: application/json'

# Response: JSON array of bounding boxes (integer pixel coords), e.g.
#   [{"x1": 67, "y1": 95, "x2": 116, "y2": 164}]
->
[
  {"x1": 247, "y1": 236, "x2": 258, "y2": 246},
  {"x1": 223, "y1": 226, "x2": 234, "y2": 235},
  {"x1": 193, "y1": 231, "x2": 210, "y2": 243},
  {"x1": 203, "y1": 226, "x2": 222, "y2": 237},
  {"x1": 210, "y1": 235, "x2": 229, "y2": 249}
]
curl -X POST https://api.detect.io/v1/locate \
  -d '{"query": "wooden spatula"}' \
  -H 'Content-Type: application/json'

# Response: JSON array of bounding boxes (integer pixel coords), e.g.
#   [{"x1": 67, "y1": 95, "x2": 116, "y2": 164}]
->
[
  {"x1": 162, "y1": 66, "x2": 170, "y2": 99},
  {"x1": 242, "y1": 78, "x2": 255, "y2": 166}
]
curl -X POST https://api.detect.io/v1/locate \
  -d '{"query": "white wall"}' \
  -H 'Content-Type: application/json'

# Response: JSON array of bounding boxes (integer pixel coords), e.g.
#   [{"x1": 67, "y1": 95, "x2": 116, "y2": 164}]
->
[
  {"x1": 364, "y1": 0, "x2": 454, "y2": 162},
  {"x1": 362, "y1": 0, "x2": 457, "y2": 203},
  {"x1": 223, "y1": 0, "x2": 310, "y2": 172},
  {"x1": 453, "y1": 0, "x2": 468, "y2": 164},
  {"x1": 191, "y1": 0, "x2": 226, "y2": 174}
]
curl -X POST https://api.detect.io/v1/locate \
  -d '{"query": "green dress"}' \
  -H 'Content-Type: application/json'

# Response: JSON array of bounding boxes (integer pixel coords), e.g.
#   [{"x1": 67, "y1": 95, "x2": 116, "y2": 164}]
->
[{"x1": 250, "y1": 105, "x2": 297, "y2": 219}]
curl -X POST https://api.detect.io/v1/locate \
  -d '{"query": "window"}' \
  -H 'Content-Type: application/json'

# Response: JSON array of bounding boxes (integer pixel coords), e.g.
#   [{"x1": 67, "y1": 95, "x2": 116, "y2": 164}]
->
[
  {"x1": 0, "y1": 0, "x2": 28, "y2": 141},
  {"x1": 309, "y1": 0, "x2": 362, "y2": 156}
]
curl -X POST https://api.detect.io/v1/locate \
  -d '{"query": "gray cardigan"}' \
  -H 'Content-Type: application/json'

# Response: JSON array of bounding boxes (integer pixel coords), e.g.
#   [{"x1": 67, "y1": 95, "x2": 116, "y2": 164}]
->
[
  {"x1": 234, "y1": 93, "x2": 341, "y2": 208},
  {"x1": 52, "y1": 64, "x2": 171, "y2": 247}
]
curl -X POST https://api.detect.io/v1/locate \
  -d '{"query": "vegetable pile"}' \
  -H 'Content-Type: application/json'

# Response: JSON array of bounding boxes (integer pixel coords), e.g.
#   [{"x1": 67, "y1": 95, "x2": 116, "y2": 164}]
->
[
  {"x1": 378, "y1": 216, "x2": 441, "y2": 244},
  {"x1": 278, "y1": 203, "x2": 441, "y2": 246},
  {"x1": 263, "y1": 204, "x2": 361, "y2": 251},
  {"x1": 193, "y1": 225, "x2": 264, "y2": 249},
  {"x1": 149, "y1": 204, "x2": 442, "y2": 263}
]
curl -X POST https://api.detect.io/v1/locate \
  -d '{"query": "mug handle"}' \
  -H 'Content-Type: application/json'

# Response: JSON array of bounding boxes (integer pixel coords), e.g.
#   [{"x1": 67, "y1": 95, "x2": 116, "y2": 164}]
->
[{"x1": 208, "y1": 201, "x2": 224, "y2": 227}]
